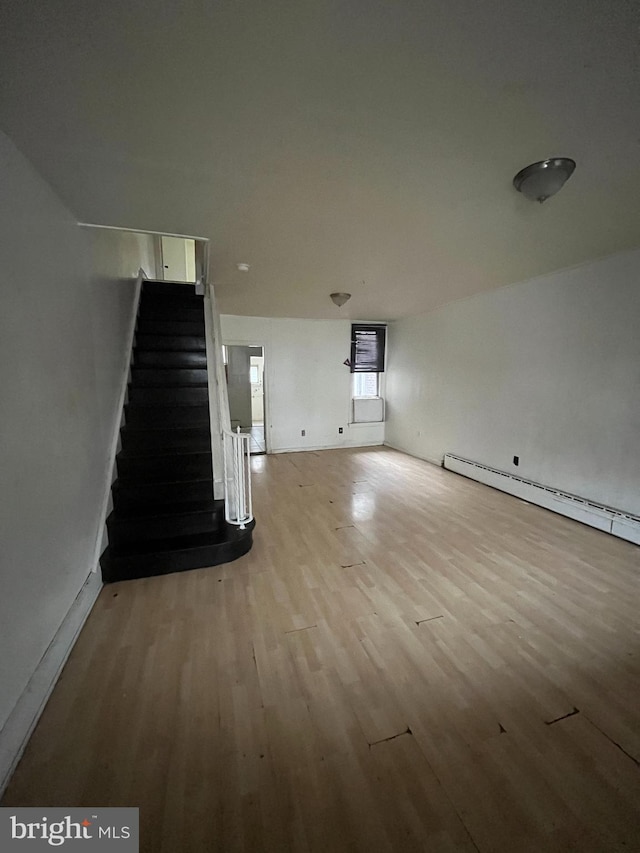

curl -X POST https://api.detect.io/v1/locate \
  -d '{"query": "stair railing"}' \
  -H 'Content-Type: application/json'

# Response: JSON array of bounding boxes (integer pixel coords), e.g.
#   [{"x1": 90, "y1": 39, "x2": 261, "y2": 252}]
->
[
  {"x1": 202, "y1": 273, "x2": 254, "y2": 528},
  {"x1": 223, "y1": 427, "x2": 253, "y2": 528}
]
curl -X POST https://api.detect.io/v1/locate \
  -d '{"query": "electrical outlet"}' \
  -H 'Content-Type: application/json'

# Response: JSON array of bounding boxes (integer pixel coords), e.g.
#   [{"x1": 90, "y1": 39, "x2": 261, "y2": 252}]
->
[
  {"x1": 301, "y1": 429, "x2": 306, "y2": 437},
  {"x1": 513, "y1": 455, "x2": 519, "y2": 466},
  {"x1": 338, "y1": 427, "x2": 344, "y2": 434}
]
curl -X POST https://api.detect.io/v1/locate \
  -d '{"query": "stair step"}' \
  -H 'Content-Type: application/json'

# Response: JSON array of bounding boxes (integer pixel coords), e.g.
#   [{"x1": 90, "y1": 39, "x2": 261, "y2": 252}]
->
[
  {"x1": 138, "y1": 319, "x2": 205, "y2": 336},
  {"x1": 130, "y1": 367, "x2": 208, "y2": 387},
  {"x1": 100, "y1": 522, "x2": 255, "y2": 582},
  {"x1": 116, "y1": 450, "x2": 213, "y2": 483},
  {"x1": 124, "y1": 403, "x2": 210, "y2": 427},
  {"x1": 134, "y1": 350, "x2": 207, "y2": 368},
  {"x1": 141, "y1": 297, "x2": 204, "y2": 312},
  {"x1": 140, "y1": 291, "x2": 203, "y2": 309},
  {"x1": 101, "y1": 277, "x2": 256, "y2": 584},
  {"x1": 107, "y1": 502, "x2": 224, "y2": 546},
  {"x1": 138, "y1": 305, "x2": 204, "y2": 322},
  {"x1": 127, "y1": 385, "x2": 209, "y2": 407},
  {"x1": 142, "y1": 281, "x2": 198, "y2": 299},
  {"x1": 112, "y1": 477, "x2": 214, "y2": 511},
  {"x1": 136, "y1": 333, "x2": 205, "y2": 352},
  {"x1": 120, "y1": 426, "x2": 211, "y2": 454},
  {"x1": 112, "y1": 497, "x2": 221, "y2": 519}
]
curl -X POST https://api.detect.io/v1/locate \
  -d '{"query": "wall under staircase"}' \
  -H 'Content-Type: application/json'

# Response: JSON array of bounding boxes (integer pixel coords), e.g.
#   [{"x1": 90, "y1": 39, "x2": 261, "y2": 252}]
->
[{"x1": 100, "y1": 280, "x2": 254, "y2": 582}]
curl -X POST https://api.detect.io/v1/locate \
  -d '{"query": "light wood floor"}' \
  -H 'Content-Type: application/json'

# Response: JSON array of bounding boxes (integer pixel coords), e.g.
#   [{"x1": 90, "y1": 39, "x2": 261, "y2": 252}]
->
[{"x1": 4, "y1": 447, "x2": 640, "y2": 852}]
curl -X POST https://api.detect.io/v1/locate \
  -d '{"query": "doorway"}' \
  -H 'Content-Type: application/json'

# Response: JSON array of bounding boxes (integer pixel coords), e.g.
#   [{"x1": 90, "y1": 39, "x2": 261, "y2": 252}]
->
[
  {"x1": 225, "y1": 344, "x2": 266, "y2": 454},
  {"x1": 159, "y1": 236, "x2": 196, "y2": 281}
]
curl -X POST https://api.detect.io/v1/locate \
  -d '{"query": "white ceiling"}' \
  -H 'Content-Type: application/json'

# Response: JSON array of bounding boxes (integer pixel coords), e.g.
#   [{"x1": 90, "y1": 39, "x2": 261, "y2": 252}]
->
[{"x1": 2, "y1": 0, "x2": 640, "y2": 319}]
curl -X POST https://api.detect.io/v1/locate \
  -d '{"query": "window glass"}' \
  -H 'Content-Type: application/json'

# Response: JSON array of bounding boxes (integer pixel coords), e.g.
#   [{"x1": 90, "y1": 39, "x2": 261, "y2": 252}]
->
[
  {"x1": 353, "y1": 372, "x2": 379, "y2": 397},
  {"x1": 351, "y1": 324, "x2": 386, "y2": 372}
]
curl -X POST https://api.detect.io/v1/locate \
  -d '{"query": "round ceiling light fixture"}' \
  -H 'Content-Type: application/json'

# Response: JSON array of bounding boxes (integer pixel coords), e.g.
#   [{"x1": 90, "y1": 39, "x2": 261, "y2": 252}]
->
[
  {"x1": 513, "y1": 158, "x2": 576, "y2": 203},
  {"x1": 236, "y1": 262, "x2": 250, "y2": 272},
  {"x1": 330, "y1": 292, "x2": 351, "y2": 307}
]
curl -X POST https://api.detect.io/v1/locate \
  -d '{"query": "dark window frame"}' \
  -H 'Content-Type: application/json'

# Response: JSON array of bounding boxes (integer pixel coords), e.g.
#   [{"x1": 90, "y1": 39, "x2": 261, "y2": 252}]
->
[{"x1": 350, "y1": 324, "x2": 386, "y2": 373}]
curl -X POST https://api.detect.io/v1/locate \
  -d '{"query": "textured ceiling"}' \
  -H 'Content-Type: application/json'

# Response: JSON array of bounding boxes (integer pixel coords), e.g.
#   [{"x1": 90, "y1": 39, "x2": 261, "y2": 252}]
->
[{"x1": 2, "y1": 0, "x2": 640, "y2": 319}]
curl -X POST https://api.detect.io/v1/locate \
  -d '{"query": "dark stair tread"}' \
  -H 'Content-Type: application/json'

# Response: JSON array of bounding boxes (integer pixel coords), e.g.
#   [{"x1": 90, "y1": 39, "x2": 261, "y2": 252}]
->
[
  {"x1": 130, "y1": 367, "x2": 208, "y2": 386},
  {"x1": 123, "y1": 405, "x2": 211, "y2": 426},
  {"x1": 130, "y1": 366, "x2": 208, "y2": 374},
  {"x1": 120, "y1": 427, "x2": 211, "y2": 437},
  {"x1": 109, "y1": 498, "x2": 223, "y2": 521},
  {"x1": 135, "y1": 334, "x2": 206, "y2": 351},
  {"x1": 139, "y1": 302, "x2": 204, "y2": 313},
  {"x1": 129, "y1": 375, "x2": 208, "y2": 382},
  {"x1": 108, "y1": 529, "x2": 230, "y2": 556},
  {"x1": 111, "y1": 479, "x2": 215, "y2": 513},
  {"x1": 142, "y1": 281, "x2": 199, "y2": 295},
  {"x1": 130, "y1": 362, "x2": 208, "y2": 369},
  {"x1": 119, "y1": 428, "x2": 211, "y2": 452},
  {"x1": 112, "y1": 475, "x2": 213, "y2": 492},
  {"x1": 122, "y1": 412, "x2": 209, "y2": 426},
  {"x1": 134, "y1": 351, "x2": 207, "y2": 367},
  {"x1": 139, "y1": 308, "x2": 204, "y2": 321},
  {"x1": 111, "y1": 474, "x2": 213, "y2": 492},
  {"x1": 121, "y1": 423, "x2": 210, "y2": 430},
  {"x1": 127, "y1": 392, "x2": 209, "y2": 409},
  {"x1": 100, "y1": 522, "x2": 255, "y2": 582},
  {"x1": 116, "y1": 448, "x2": 212, "y2": 462},
  {"x1": 134, "y1": 348, "x2": 207, "y2": 356},
  {"x1": 125, "y1": 393, "x2": 209, "y2": 408},
  {"x1": 116, "y1": 447, "x2": 213, "y2": 476},
  {"x1": 137, "y1": 320, "x2": 206, "y2": 335},
  {"x1": 106, "y1": 503, "x2": 225, "y2": 546},
  {"x1": 110, "y1": 498, "x2": 223, "y2": 520},
  {"x1": 130, "y1": 380, "x2": 208, "y2": 389},
  {"x1": 140, "y1": 293, "x2": 203, "y2": 307}
]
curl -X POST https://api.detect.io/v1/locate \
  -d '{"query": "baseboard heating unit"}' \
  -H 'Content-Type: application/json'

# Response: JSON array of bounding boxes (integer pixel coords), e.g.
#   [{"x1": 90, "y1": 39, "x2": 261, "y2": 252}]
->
[{"x1": 443, "y1": 454, "x2": 640, "y2": 546}]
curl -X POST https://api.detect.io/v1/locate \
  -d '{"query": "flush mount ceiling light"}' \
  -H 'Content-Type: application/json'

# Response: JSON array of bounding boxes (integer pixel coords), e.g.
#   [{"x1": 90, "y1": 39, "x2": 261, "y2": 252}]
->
[
  {"x1": 330, "y1": 292, "x2": 351, "y2": 307},
  {"x1": 236, "y1": 262, "x2": 250, "y2": 272},
  {"x1": 513, "y1": 158, "x2": 576, "y2": 203}
]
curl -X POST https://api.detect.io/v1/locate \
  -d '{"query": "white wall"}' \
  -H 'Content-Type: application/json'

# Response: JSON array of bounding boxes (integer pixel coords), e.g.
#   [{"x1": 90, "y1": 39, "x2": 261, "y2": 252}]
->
[
  {"x1": 220, "y1": 315, "x2": 385, "y2": 453},
  {"x1": 385, "y1": 250, "x2": 640, "y2": 516},
  {"x1": 0, "y1": 131, "x2": 156, "y2": 739},
  {"x1": 87, "y1": 227, "x2": 157, "y2": 431}
]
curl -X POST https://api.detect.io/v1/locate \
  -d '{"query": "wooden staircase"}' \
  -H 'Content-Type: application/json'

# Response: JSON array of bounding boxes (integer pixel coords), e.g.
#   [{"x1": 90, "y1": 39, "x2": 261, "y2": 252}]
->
[{"x1": 100, "y1": 280, "x2": 254, "y2": 582}]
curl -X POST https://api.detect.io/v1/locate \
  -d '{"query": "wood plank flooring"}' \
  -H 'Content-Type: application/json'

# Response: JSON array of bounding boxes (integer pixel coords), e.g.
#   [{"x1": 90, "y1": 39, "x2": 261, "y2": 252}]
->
[{"x1": 3, "y1": 447, "x2": 640, "y2": 851}]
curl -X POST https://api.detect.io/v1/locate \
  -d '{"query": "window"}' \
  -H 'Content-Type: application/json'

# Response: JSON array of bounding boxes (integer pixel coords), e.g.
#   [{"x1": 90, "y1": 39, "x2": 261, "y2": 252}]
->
[
  {"x1": 353, "y1": 372, "x2": 379, "y2": 397},
  {"x1": 250, "y1": 365, "x2": 260, "y2": 384},
  {"x1": 350, "y1": 324, "x2": 385, "y2": 422},
  {"x1": 351, "y1": 324, "x2": 386, "y2": 373}
]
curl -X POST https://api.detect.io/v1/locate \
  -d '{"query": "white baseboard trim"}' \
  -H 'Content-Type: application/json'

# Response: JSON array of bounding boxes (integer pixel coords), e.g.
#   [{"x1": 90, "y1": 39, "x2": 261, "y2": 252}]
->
[
  {"x1": 90, "y1": 269, "x2": 144, "y2": 574},
  {"x1": 443, "y1": 453, "x2": 640, "y2": 546},
  {"x1": 611, "y1": 515, "x2": 640, "y2": 546},
  {"x1": 271, "y1": 440, "x2": 384, "y2": 454},
  {"x1": 382, "y1": 440, "x2": 443, "y2": 468},
  {"x1": 0, "y1": 571, "x2": 103, "y2": 797}
]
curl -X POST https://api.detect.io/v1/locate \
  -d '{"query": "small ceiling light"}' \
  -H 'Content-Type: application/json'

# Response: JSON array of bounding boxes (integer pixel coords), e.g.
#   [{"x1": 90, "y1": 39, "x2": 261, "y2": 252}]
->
[
  {"x1": 330, "y1": 292, "x2": 351, "y2": 307},
  {"x1": 236, "y1": 262, "x2": 250, "y2": 272},
  {"x1": 513, "y1": 158, "x2": 576, "y2": 203}
]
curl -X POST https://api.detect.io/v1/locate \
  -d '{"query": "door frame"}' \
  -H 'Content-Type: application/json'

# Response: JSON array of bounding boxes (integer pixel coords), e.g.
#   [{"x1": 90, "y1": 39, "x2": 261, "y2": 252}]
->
[{"x1": 223, "y1": 340, "x2": 269, "y2": 454}]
